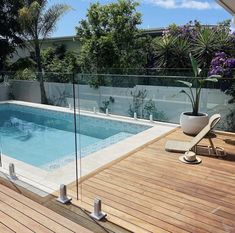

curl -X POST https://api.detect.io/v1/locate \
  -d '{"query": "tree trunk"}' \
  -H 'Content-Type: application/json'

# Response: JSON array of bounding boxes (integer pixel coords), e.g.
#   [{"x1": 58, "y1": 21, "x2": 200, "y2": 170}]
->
[{"x1": 35, "y1": 41, "x2": 48, "y2": 104}]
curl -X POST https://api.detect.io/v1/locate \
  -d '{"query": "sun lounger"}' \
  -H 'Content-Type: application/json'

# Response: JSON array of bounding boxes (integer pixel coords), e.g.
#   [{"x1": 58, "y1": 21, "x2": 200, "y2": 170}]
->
[{"x1": 165, "y1": 114, "x2": 225, "y2": 156}]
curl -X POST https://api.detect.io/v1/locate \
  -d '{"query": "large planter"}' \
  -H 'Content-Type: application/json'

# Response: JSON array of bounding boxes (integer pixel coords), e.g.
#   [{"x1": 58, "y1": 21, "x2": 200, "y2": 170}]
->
[{"x1": 180, "y1": 112, "x2": 209, "y2": 135}]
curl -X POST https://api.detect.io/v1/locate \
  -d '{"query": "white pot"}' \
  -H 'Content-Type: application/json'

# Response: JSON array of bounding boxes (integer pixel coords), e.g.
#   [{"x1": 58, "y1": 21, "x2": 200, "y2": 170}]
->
[{"x1": 180, "y1": 112, "x2": 209, "y2": 135}]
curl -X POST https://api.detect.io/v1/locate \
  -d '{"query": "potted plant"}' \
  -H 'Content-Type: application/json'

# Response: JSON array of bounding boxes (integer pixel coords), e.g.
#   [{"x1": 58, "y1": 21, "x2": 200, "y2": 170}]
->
[{"x1": 178, "y1": 53, "x2": 219, "y2": 135}]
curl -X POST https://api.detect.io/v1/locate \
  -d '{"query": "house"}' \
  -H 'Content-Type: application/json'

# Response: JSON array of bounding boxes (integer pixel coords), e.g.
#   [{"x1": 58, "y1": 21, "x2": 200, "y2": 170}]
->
[{"x1": 10, "y1": 36, "x2": 80, "y2": 62}]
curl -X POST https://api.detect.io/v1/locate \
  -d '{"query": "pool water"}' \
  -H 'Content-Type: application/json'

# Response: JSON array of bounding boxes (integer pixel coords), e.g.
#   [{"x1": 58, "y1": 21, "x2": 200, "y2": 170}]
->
[{"x1": 0, "y1": 104, "x2": 150, "y2": 170}]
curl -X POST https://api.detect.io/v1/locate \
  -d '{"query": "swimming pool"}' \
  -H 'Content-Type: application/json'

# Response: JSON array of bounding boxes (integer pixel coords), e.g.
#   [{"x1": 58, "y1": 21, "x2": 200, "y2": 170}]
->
[{"x1": 0, "y1": 103, "x2": 151, "y2": 171}]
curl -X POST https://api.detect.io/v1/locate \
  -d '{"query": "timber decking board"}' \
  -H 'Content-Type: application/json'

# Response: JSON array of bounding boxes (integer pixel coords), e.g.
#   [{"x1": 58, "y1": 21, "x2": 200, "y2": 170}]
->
[
  {"x1": 0, "y1": 184, "x2": 92, "y2": 233},
  {"x1": 69, "y1": 129, "x2": 235, "y2": 233},
  {"x1": 0, "y1": 177, "x2": 130, "y2": 233}
]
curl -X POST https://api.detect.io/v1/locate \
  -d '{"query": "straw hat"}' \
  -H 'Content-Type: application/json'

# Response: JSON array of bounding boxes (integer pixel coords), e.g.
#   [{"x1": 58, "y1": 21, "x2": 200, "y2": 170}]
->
[{"x1": 179, "y1": 151, "x2": 202, "y2": 164}]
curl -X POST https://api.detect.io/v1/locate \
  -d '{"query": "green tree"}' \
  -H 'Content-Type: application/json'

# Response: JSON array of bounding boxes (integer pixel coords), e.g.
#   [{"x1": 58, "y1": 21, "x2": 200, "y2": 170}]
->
[
  {"x1": 76, "y1": 0, "x2": 150, "y2": 75},
  {"x1": 41, "y1": 44, "x2": 79, "y2": 83},
  {"x1": 0, "y1": 0, "x2": 23, "y2": 70},
  {"x1": 18, "y1": 0, "x2": 70, "y2": 103}
]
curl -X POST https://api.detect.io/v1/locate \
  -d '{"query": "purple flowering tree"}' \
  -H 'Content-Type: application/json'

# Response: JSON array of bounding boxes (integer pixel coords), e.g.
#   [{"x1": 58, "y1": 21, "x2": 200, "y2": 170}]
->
[
  {"x1": 167, "y1": 20, "x2": 201, "y2": 41},
  {"x1": 209, "y1": 52, "x2": 235, "y2": 92}
]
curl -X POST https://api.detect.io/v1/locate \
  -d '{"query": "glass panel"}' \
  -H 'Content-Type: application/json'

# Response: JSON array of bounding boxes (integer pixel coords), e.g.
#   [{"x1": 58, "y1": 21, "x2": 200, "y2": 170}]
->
[
  {"x1": 0, "y1": 70, "x2": 234, "y2": 204},
  {"x1": 0, "y1": 72, "x2": 80, "y2": 199},
  {"x1": 208, "y1": 77, "x2": 235, "y2": 132},
  {"x1": 74, "y1": 69, "x2": 235, "y2": 211},
  {"x1": 75, "y1": 72, "x2": 235, "y2": 132}
]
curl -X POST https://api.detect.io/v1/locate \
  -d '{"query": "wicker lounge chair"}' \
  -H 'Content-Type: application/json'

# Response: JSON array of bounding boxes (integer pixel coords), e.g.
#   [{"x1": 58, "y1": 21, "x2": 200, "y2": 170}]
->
[{"x1": 165, "y1": 114, "x2": 225, "y2": 156}]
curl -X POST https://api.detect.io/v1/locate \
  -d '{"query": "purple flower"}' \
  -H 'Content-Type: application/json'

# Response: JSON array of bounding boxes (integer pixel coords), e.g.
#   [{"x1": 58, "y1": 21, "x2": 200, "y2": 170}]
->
[
  {"x1": 209, "y1": 52, "x2": 234, "y2": 91},
  {"x1": 225, "y1": 58, "x2": 235, "y2": 68},
  {"x1": 208, "y1": 70, "x2": 214, "y2": 76},
  {"x1": 211, "y1": 57, "x2": 222, "y2": 67},
  {"x1": 214, "y1": 52, "x2": 226, "y2": 58},
  {"x1": 209, "y1": 66, "x2": 224, "y2": 76}
]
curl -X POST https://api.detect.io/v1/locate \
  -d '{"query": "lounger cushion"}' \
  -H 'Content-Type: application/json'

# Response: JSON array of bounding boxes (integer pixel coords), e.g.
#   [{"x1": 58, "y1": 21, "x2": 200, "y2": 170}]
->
[{"x1": 165, "y1": 140, "x2": 191, "y2": 152}]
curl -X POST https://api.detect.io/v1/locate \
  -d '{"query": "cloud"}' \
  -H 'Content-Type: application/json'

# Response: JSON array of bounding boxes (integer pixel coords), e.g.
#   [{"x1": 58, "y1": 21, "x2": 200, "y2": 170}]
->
[{"x1": 144, "y1": 0, "x2": 221, "y2": 10}]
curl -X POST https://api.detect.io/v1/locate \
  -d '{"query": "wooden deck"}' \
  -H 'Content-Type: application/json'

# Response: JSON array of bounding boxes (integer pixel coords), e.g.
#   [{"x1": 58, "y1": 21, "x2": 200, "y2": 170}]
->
[
  {"x1": 0, "y1": 184, "x2": 93, "y2": 233},
  {"x1": 0, "y1": 177, "x2": 130, "y2": 233},
  {"x1": 69, "y1": 128, "x2": 235, "y2": 233}
]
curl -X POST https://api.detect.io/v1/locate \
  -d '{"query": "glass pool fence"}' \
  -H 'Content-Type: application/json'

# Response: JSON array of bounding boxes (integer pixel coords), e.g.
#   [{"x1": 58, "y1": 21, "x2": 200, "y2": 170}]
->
[
  {"x1": 0, "y1": 72, "x2": 80, "y2": 198},
  {"x1": 0, "y1": 70, "x2": 234, "y2": 204}
]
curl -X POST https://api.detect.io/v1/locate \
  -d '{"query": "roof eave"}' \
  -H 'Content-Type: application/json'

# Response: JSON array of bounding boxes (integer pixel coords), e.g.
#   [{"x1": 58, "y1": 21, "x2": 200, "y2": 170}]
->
[{"x1": 216, "y1": 0, "x2": 235, "y2": 15}]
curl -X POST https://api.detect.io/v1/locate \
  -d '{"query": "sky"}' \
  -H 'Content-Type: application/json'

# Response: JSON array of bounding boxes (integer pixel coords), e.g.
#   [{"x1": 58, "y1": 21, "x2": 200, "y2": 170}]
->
[{"x1": 48, "y1": 0, "x2": 231, "y2": 37}]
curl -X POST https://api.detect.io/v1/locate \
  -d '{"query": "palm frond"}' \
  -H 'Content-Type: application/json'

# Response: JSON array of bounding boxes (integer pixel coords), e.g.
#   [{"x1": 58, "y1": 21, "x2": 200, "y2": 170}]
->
[{"x1": 39, "y1": 4, "x2": 71, "y2": 39}]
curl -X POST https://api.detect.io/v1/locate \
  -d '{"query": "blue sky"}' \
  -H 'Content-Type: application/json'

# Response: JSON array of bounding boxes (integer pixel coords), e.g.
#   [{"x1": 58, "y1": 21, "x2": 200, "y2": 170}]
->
[{"x1": 48, "y1": 0, "x2": 231, "y2": 37}]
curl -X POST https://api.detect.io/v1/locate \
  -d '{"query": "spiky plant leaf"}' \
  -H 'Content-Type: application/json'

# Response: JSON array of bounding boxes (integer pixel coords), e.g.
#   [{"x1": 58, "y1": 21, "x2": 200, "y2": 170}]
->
[{"x1": 192, "y1": 28, "x2": 222, "y2": 69}]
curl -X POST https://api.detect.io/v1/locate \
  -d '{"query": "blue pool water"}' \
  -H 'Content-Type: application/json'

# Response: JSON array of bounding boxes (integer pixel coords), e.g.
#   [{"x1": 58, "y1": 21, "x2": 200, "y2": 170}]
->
[{"x1": 0, "y1": 104, "x2": 150, "y2": 170}]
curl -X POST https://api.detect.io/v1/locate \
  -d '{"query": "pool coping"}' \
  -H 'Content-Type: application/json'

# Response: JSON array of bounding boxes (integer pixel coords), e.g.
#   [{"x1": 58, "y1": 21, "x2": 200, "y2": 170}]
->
[{"x1": 0, "y1": 100, "x2": 178, "y2": 195}]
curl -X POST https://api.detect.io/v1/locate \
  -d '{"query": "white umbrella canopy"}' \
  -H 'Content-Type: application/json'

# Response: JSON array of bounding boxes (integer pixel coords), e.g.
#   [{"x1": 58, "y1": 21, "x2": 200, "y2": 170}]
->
[{"x1": 216, "y1": 0, "x2": 235, "y2": 15}]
